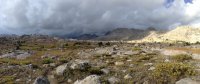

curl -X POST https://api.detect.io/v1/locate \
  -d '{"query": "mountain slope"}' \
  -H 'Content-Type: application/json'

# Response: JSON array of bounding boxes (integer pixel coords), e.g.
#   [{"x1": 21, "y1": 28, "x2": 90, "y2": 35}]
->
[
  {"x1": 95, "y1": 28, "x2": 153, "y2": 41},
  {"x1": 162, "y1": 26, "x2": 200, "y2": 43},
  {"x1": 134, "y1": 26, "x2": 200, "y2": 43}
]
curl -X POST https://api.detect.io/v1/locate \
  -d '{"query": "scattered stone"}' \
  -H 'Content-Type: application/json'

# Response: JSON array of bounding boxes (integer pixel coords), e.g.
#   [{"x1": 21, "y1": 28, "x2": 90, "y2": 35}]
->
[
  {"x1": 105, "y1": 60, "x2": 110, "y2": 64},
  {"x1": 67, "y1": 79, "x2": 72, "y2": 83},
  {"x1": 33, "y1": 76, "x2": 50, "y2": 84},
  {"x1": 134, "y1": 43, "x2": 139, "y2": 47},
  {"x1": 164, "y1": 59, "x2": 170, "y2": 62},
  {"x1": 108, "y1": 77, "x2": 120, "y2": 84},
  {"x1": 8, "y1": 65, "x2": 16, "y2": 69},
  {"x1": 50, "y1": 56, "x2": 58, "y2": 60},
  {"x1": 124, "y1": 74, "x2": 132, "y2": 79},
  {"x1": 49, "y1": 63, "x2": 56, "y2": 67},
  {"x1": 16, "y1": 79, "x2": 21, "y2": 82},
  {"x1": 124, "y1": 51, "x2": 134, "y2": 55},
  {"x1": 144, "y1": 63, "x2": 153, "y2": 66},
  {"x1": 129, "y1": 64, "x2": 134, "y2": 67},
  {"x1": 56, "y1": 63, "x2": 69, "y2": 75},
  {"x1": 74, "y1": 75, "x2": 101, "y2": 84},
  {"x1": 148, "y1": 67, "x2": 155, "y2": 71},
  {"x1": 27, "y1": 79, "x2": 32, "y2": 83},
  {"x1": 122, "y1": 70, "x2": 127, "y2": 73},
  {"x1": 127, "y1": 59, "x2": 132, "y2": 62},
  {"x1": 101, "y1": 68, "x2": 110, "y2": 74},
  {"x1": 115, "y1": 62, "x2": 124, "y2": 66},
  {"x1": 141, "y1": 52, "x2": 147, "y2": 55},
  {"x1": 41, "y1": 55, "x2": 49, "y2": 59},
  {"x1": 176, "y1": 78, "x2": 200, "y2": 84},
  {"x1": 42, "y1": 64, "x2": 49, "y2": 68},
  {"x1": 143, "y1": 80, "x2": 149, "y2": 84}
]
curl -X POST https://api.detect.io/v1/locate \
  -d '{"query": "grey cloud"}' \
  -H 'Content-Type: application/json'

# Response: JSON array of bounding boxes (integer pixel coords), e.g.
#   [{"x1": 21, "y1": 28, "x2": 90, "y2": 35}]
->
[{"x1": 0, "y1": 0, "x2": 200, "y2": 35}]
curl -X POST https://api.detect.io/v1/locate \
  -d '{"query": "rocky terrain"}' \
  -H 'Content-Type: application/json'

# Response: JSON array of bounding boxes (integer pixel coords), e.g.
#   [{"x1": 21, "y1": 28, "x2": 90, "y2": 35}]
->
[{"x1": 0, "y1": 35, "x2": 200, "y2": 84}]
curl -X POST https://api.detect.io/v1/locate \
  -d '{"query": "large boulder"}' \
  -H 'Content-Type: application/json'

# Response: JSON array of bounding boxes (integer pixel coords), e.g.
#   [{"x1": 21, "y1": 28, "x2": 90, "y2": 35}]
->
[
  {"x1": 56, "y1": 63, "x2": 69, "y2": 75},
  {"x1": 176, "y1": 78, "x2": 200, "y2": 84},
  {"x1": 70, "y1": 59, "x2": 91, "y2": 70},
  {"x1": 33, "y1": 76, "x2": 50, "y2": 84},
  {"x1": 74, "y1": 75, "x2": 101, "y2": 84}
]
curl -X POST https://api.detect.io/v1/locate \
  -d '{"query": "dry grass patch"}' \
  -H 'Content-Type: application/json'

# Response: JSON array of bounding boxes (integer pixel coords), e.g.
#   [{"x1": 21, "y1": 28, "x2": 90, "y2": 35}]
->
[{"x1": 172, "y1": 54, "x2": 192, "y2": 62}]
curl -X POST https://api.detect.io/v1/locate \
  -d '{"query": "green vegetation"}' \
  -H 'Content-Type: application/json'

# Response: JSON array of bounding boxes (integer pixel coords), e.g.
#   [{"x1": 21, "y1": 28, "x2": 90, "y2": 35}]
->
[
  {"x1": 88, "y1": 67, "x2": 103, "y2": 75},
  {"x1": 137, "y1": 55, "x2": 152, "y2": 62},
  {"x1": 42, "y1": 58, "x2": 54, "y2": 64},
  {"x1": 0, "y1": 58, "x2": 31, "y2": 65},
  {"x1": 151, "y1": 62, "x2": 196, "y2": 83},
  {"x1": 0, "y1": 76, "x2": 15, "y2": 84},
  {"x1": 172, "y1": 54, "x2": 192, "y2": 62},
  {"x1": 59, "y1": 58, "x2": 68, "y2": 63},
  {"x1": 132, "y1": 47, "x2": 142, "y2": 51}
]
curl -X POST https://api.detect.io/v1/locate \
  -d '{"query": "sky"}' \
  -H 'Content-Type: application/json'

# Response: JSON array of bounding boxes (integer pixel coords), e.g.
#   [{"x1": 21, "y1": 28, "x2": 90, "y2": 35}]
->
[{"x1": 0, "y1": 0, "x2": 200, "y2": 35}]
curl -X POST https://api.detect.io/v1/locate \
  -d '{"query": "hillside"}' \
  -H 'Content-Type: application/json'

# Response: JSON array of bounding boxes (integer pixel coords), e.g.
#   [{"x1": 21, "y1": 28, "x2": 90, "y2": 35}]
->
[
  {"x1": 131, "y1": 26, "x2": 200, "y2": 43},
  {"x1": 95, "y1": 28, "x2": 156, "y2": 41}
]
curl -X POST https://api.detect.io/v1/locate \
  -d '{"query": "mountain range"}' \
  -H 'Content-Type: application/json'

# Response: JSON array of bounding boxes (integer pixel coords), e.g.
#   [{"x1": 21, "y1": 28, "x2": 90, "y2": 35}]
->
[
  {"x1": 70, "y1": 27, "x2": 157, "y2": 41},
  {"x1": 68, "y1": 26, "x2": 200, "y2": 43}
]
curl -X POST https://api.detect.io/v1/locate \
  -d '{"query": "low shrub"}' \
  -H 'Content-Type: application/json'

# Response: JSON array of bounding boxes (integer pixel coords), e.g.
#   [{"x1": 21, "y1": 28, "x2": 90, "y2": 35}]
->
[
  {"x1": 42, "y1": 58, "x2": 54, "y2": 64},
  {"x1": 172, "y1": 54, "x2": 192, "y2": 62},
  {"x1": 0, "y1": 58, "x2": 31, "y2": 65},
  {"x1": 151, "y1": 62, "x2": 196, "y2": 83},
  {"x1": 132, "y1": 47, "x2": 142, "y2": 51},
  {"x1": 0, "y1": 76, "x2": 15, "y2": 84},
  {"x1": 89, "y1": 67, "x2": 104, "y2": 75},
  {"x1": 59, "y1": 58, "x2": 68, "y2": 63},
  {"x1": 137, "y1": 55, "x2": 152, "y2": 62}
]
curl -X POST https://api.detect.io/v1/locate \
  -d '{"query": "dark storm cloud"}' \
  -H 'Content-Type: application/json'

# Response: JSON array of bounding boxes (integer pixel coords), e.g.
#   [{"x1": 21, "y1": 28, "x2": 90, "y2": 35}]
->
[{"x1": 0, "y1": 0, "x2": 200, "y2": 35}]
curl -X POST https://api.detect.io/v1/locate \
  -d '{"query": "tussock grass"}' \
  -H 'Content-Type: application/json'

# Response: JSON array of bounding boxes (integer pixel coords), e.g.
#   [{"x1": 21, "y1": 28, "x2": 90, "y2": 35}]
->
[{"x1": 151, "y1": 62, "x2": 196, "y2": 83}]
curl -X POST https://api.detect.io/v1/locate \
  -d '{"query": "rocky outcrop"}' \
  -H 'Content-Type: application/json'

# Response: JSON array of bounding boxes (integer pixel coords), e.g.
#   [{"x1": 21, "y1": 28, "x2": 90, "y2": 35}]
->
[
  {"x1": 0, "y1": 50, "x2": 32, "y2": 59},
  {"x1": 74, "y1": 75, "x2": 101, "y2": 84}
]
